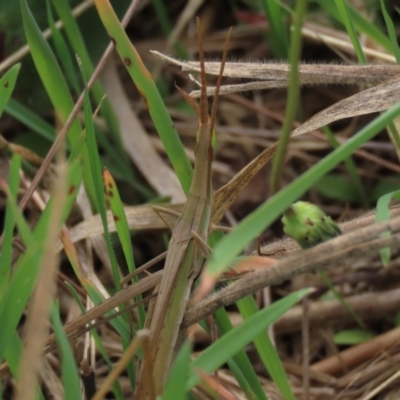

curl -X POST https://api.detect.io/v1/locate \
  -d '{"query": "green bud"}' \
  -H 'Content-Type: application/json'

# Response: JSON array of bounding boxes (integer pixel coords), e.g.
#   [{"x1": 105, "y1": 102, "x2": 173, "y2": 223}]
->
[{"x1": 282, "y1": 201, "x2": 342, "y2": 249}]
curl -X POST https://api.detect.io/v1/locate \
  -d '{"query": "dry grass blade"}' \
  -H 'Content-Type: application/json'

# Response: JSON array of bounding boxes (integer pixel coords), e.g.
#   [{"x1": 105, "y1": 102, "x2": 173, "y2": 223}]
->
[
  {"x1": 212, "y1": 144, "x2": 277, "y2": 224},
  {"x1": 40, "y1": 272, "x2": 162, "y2": 355},
  {"x1": 152, "y1": 52, "x2": 400, "y2": 139},
  {"x1": 311, "y1": 325, "x2": 400, "y2": 375},
  {"x1": 292, "y1": 74, "x2": 400, "y2": 137},
  {"x1": 274, "y1": 288, "x2": 400, "y2": 335},
  {"x1": 151, "y1": 53, "x2": 400, "y2": 84},
  {"x1": 92, "y1": 331, "x2": 152, "y2": 400},
  {"x1": 165, "y1": 0, "x2": 203, "y2": 51},
  {"x1": 57, "y1": 203, "x2": 183, "y2": 253},
  {"x1": 151, "y1": 52, "x2": 400, "y2": 97}
]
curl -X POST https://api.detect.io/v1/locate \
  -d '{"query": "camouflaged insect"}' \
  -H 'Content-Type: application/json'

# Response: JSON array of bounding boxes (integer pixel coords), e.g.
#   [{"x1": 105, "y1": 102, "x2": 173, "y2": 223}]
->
[{"x1": 282, "y1": 201, "x2": 342, "y2": 249}]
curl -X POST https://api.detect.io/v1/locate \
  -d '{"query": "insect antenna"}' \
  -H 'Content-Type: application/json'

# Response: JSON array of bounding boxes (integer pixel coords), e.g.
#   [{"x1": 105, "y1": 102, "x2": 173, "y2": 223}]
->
[
  {"x1": 210, "y1": 27, "x2": 232, "y2": 131},
  {"x1": 196, "y1": 17, "x2": 209, "y2": 126},
  {"x1": 196, "y1": 18, "x2": 232, "y2": 131}
]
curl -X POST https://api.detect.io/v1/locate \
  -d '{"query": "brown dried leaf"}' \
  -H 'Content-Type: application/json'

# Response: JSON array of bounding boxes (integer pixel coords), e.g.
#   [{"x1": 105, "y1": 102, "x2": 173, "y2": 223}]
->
[
  {"x1": 57, "y1": 203, "x2": 183, "y2": 253},
  {"x1": 293, "y1": 75, "x2": 400, "y2": 137},
  {"x1": 211, "y1": 144, "x2": 277, "y2": 224}
]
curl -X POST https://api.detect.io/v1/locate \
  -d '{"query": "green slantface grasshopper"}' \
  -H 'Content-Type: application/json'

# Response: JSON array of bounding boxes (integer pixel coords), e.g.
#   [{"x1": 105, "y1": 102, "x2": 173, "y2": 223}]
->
[{"x1": 135, "y1": 20, "x2": 232, "y2": 398}]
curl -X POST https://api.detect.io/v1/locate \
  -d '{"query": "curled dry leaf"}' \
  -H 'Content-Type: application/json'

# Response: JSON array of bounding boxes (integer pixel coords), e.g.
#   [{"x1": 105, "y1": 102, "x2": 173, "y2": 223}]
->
[{"x1": 292, "y1": 74, "x2": 400, "y2": 137}]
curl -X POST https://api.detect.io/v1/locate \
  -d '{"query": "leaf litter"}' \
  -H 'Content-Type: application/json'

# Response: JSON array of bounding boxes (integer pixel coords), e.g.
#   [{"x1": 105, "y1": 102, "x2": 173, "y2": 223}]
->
[{"x1": 4, "y1": 3, "x2": 400, "y2": 400}]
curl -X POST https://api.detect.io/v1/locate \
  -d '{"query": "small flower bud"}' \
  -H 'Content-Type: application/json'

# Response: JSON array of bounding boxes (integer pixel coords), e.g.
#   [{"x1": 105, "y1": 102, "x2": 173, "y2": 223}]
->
[{"x1": 282, "y1": 201, "x2": 342, "y2": 249}]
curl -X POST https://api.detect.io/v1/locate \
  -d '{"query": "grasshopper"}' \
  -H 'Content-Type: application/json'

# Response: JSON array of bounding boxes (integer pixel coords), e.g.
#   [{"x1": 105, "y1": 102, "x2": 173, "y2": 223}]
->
[{"x1": 135, "y1": 19, "x2": 232, "y2": 398}]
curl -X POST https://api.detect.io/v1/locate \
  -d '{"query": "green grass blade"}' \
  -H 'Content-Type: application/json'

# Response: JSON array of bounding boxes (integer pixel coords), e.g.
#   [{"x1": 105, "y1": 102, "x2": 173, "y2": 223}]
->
[
  {"x1": 51, "y1": 302, "x2": 81, "y2": 399},
  {"x1": 4, "y1": 331, "x2": 23, "y2": 378},
  {"x1": 78, "y1": 69, "x2": 137, "y2": 390},
  {"x1": 322, "y1": 126, "x2": 367, "y2": 207},
  {"x1": 46, "y1": 0, "x2": 80, "y2": 94},
  {"x1": 0, "y1": 244, "x2": 41, "y2": 363},
  {"x1": 33, "y1": 161, "x2": 82, "y2": 238},
  {"x1": 20, "y1": 0, "x2": 81, "y2": 142},
  {"x1": 82, "y1": 283, "x2": 132, "y2": 343},
  {"x1": 65, "y1": 282, "x2": 125, "y2": 400},
  {"x1": 162, "y1": 341, "x2": 191, "y2": 400},
  {"x1": 313, "y1": 0, "x2": 392, "y2": 52},
  {"x1": 270, "y1": 0, "x2": 307, "y2": 193},
  {"x1": 1, "y1": 185, "x2": 34, "y2": 247},
  {"x1": 187, "y1": 288, "x2": 312, "y2": 389},
  {"x1": 237, "y1": 296, "x2": 295, "y2": 400},
  {"x1": 380, "y1": 0, "x2": 400, "y2": 62},
  {"x1": 387, "y1": 120, "x2": 400, "y2": 152},
  {"x1": 150, "y1": 0, "x2": 187, "y2": 58},
  {"x1": 376, "y1": 190, "x2": 400, "y2": 265},
  {"x1": 5, "y1": 98, "x2": 55, "y2": 142},
  {"x1": 224, "y1": 358, "x2": 256, "y2": 399},
  {"x1": 214, "y1": 307, "x2": 268, "y2": 400},
  {"x1": 259, "y1": 0, "x2": 289, "y2": 58},
  {"x1": 4, "y1": 331, "x2": 46, "y2": 400},
  {"x1": 78, "y1": 59, "x2": 122, "y2": 290},
  {"x1": 314, "y1": 174, "x2": 361, "y2": 203},
  {"x1": 205, "y1": 100, "x2": 400, "y2": 278},
  {"x1": 0, "y1": 154, "x2": 21, "y2": 298},
  {"x1": 0, "y1": 63, "x2": 21, "y2": 119},
  {"x1": 50, "y1": 0, "x2": 115, "y2": 123},
  {"x1": 334, "y1": 0, "x2": 366, "y2": 64},
  {"x1": 20, "y1": 0, "x2": 95, "y2": 202},
  {"x1": 92, "y1": 301, "x2": 136, "y2": 386},
  {"x1": 68, "y1": 130, "x2": 86, "y2": 163},
  {"x1": 103, "y1": 168, "x2": 146, "y2": 327},
  {"x1": 0, "y1": 160, "x2": 81, "y2": 362},
  {"x1": 317, "y1": 268, "x2": 365, "y2": 329},
  {"x1": 335, "y1": 0, "x2": 400, "y2": 173},
  {"x1": 51, "y1": 0, "x2": 134, "y2": 183},
  {"x1": 93, "y1": 124, "x2": 137, "y2": 189},
  {"x1": 60, "y1": 228, "x2": 132, "y2": 349},
  {"x1": 93, "y1": 0, "x2": 193, "y2": 194},
  {"x1": 207, "y1": 234, "x2": 268, "y2": 399},
  {"x1": 333, "y1": 329, "x2": 374, "y2": 345}
]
